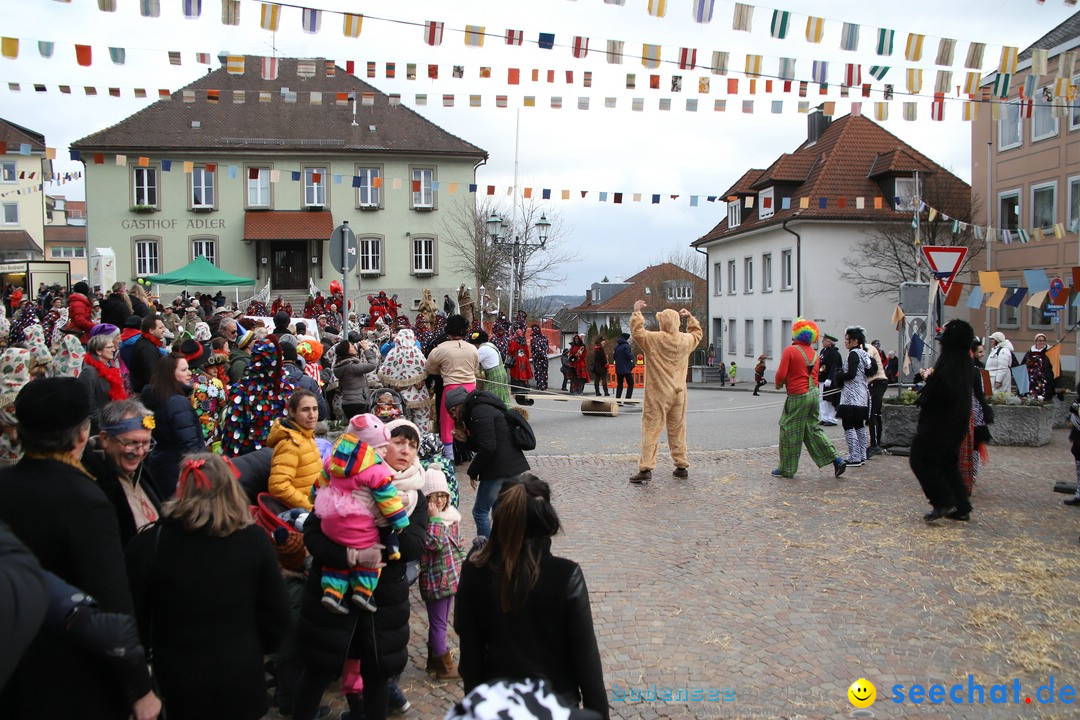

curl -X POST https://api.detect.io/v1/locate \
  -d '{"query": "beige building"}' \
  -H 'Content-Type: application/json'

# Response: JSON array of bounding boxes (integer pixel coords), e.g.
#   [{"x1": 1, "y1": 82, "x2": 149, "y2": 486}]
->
[
  {"x1": 71, "y1": 56, "x2": 487, "y2": 309},
  {"x1": 970, "y1": 13, "x2": 1080, "y2": 374},
  {"x1": 0, "y1": 119, "x2": 48, "y2": 275},
  {"x1": 44, "y1": 197, "x2": 88, "y2": 279}
]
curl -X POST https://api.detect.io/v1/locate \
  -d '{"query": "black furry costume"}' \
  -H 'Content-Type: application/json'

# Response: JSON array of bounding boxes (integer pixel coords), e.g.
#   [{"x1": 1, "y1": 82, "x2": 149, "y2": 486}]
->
[{"x1": 909, "y1": 320, "x2": 975, "y2": 516}]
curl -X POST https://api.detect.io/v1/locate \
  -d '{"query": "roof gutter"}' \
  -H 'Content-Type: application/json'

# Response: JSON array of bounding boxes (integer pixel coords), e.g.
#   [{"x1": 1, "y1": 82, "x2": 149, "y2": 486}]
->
[{"x1": 782, "y1": 218, "x2": 802, "y2": 317}]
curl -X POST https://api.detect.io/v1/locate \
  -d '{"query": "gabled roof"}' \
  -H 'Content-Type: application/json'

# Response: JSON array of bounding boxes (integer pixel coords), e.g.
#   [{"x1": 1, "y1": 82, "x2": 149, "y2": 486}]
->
[
  {"x1": 695, "y1": 114, "x2": 970, "y2": 246},
  {"x1": 0, "y1": 231, "x2": 43, "y2": 254},
  {"x1": 750, "y1": 153, "x2": 817, "y2": 189},
  {"x1": 725, "y1": 169, "x2": 766, "y2": 196},
  {"x1": 1019, "y1": 11, "x2": 1080, "y2": 62},
  {"x1": 569, "y1": 263, "x2": 705, "y2": 314},
  {"x1": 0, "y1": 119, "x2": 45, "y2": 153},
  {"x1": 72, "y1": 57, "x2": 486, "y2": 160},
  {"x1": 44, "y1": 226, "x2": 86, "y2": 243}
]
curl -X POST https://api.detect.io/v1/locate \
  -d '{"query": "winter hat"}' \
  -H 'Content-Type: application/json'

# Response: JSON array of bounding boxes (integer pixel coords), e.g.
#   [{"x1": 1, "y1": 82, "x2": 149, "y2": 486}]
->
[
  {"x1": 989, "y1": 332, "x2": 1007, "y2": 344},
  {"x1": 194, "y1": 322, "x2": 211, "y2": 342},
  {"x1": 421, "y1": 465, "x2": 462, "y2": 524},
  {"x1": 237, "y1": 329, "x2": 256, "y2": 350},
  {"x1": 444, "y1": 386, "x2": 469, "y2": 409},
  {"x1": 90, "y1": 323, "x2": 119, "y2": 339},
  {"x1": 178, "y1": 338, "x2": 210, "y2": 368},
  {"x1": 384, "y1": 417, "x2": 420, "y2": 442},
  {"x1": 273, "y1": 311, "x2": 291, "y2": 333},
  {"x1": 791, "y1": 318, "x2": 819, "y2": 345},
  {"x1": 0, "y1": 348, "x2": 31, "y2": 409},
  {"x1": 72, "y1": 281, "x2": 90, "y2": 296},
  {"x1": 347, "y1": 413, "x2": 391, "y2": 448},
  {"x1": 16, "y1": 377, "x2": 90, "y2": 433},
  {"x1": 272, "y1": 527, "x2": 306, "y2": 573}
]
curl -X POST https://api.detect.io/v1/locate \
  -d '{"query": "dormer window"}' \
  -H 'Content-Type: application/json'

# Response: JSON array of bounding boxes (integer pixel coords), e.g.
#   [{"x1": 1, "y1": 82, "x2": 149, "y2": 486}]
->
[
  {"x1": 894, "y1": 177, "x2": 917, "y2": 211},
  {"x1": 758, "y1": 187, "x2": 774, "y2": 220},
  {"x1": 727, "y1": 200, "x2": 741, "y2": 228}
]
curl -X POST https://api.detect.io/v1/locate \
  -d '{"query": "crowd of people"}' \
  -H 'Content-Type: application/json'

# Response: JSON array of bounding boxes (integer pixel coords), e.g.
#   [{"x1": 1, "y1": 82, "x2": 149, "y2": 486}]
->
[{"x1": 0, "y1": 279, "x2": 609, "y2": 720}]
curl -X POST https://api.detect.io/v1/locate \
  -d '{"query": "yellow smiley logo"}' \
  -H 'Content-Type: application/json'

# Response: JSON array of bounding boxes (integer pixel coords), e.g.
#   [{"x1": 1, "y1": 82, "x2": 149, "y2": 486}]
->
[{"x1": 848, "y1": 678, "x2": 876, "y2": 708}]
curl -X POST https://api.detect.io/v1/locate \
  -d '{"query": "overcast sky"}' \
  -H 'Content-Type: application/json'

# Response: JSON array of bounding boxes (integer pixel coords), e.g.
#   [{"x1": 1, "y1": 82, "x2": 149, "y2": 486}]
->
[{"x1": 2, "y1": 0, "x2": 1076, "y2": 298}]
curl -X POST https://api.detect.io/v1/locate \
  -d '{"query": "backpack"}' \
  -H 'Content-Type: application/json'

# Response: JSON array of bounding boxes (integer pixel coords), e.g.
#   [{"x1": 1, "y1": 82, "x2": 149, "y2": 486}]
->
[{"x1": 503, "y1": 407, "x2": 536, "y2": 451}]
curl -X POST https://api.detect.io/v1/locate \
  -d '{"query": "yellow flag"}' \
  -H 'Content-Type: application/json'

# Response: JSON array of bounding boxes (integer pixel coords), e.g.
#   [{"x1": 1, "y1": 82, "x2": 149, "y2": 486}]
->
[
  {"x1": 904, "y1": 33, "x2": 924, "y2": 61},
  {"x1": 342, "y1": 13, "x2": 362, "y2": 38},
  {"x1": 647, "y1": 0, "x2": 666, "y2": 18},
  {"x1": 1, "y1": 37, "x2": 18, "y2": 59},
  {"x1": 260, "y1": 3, "x2": 280, "y2": 31},
  {"x1": 805, "y1": 17, "x2": 824, "y2": 44}
]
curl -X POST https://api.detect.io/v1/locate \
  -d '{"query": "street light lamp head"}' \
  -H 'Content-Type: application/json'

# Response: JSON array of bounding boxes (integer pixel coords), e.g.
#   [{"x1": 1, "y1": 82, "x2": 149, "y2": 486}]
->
[
  {"x1": 486, "y1": 213, "x2": 502, "y2": 242},
  {"x1": 535, "y1": 214, "x2": 551, "y2": 245}
]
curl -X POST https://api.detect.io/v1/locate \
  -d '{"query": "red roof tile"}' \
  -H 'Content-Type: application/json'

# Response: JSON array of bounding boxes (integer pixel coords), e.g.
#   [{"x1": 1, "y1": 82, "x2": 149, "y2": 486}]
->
[
  {"x1": 44, "y1": 226, "x2": 86, "y2": 243},
  {"x1": 0, "y1": 230, "x2": 43, "y2": 254},
  {"x1": 569, "y1": 263, "x2": 706, "y2": 314},
  {"x1": 243, "y1": 210, "x2": 334, "y2": 240},
  {"x1": 695, "y1": 114, "x2": 970, "y2": 246},
  {"x1": 867, "y1": 148, "x2": 933, "y2": 177},
  {"x1": 0, "y1": 119, "x2": 45, "y2": 153}
]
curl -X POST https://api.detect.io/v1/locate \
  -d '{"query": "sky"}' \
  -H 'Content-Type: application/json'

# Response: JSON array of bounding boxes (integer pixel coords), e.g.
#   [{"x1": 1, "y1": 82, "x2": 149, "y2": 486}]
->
[{"x1": 2, "y1": 0, "x2": 1077, "y2": 299}]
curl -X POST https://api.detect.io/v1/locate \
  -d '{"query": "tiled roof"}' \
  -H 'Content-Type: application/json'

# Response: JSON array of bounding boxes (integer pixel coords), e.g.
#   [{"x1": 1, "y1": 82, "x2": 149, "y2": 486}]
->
[
  {"x1": 867, "y1": 148, "x2": 933, "y2": 177},
  {"x1": 569, "y1": 263, "x2": 706, "y2": 314},
  {"x1": 1019, "y1": 11, "x2": 1080, "y2": 62},
  {"x1": 0, "y1": 119, "x2": 45, "y2": 153},
  {"x1": 0, "y1": 231, "x2": 43, "y2": 254},
  {"x1": 724, "y1": 168, "x2": 766, "y2": 197},
  {"x1": 695, "y1": 114, "x2": 970, "y2": 247},
  {"x1": 66, "y1": 201, "x2": 86, "y2": 216},
  {"x1": 750, "y1": 153, "x2": 817, "y2": 188},
  {"x1": 44, "y1": 226, "x2": 86, "y2": 243},
  {"x1": 243, "y1": 210, "x2": 334, "y2": 240},
  {"x1": 72, "y1": 57, "x2": 486, "y2": 160}
]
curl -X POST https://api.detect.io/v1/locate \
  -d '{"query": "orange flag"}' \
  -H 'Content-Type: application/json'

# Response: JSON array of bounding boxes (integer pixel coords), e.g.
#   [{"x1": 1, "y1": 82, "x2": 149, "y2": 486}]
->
[
  {"x1": 75, "y1": 44, "x2": 92, "y2": 66},
  {"x1": 1046, "y1": 344, "x2": 1061, "y2": 379},
  {"x1": 943, "y1": 282, "x2": 963, "y2": 307}
]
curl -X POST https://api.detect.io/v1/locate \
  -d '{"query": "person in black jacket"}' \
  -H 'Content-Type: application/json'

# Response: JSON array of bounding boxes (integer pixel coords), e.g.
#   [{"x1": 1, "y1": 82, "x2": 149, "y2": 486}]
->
[
  {"x1": 100, "y1": 282, "x2": 135, "y2": 328},
  {"x1": 445, "y1": 387, "x2": 531, "y2": 539},
  {"x1": 817, "y1": 334, "x2": 843, "y2": 426},
  {"x1": 455, "y1": 474, "x2": 608, "y2": 718},
  {"x1": 141, "y1": 353, "x2": 205, "y2": 499},
  {"x1": 0, "y1": 519, "x2": 47, "y2": 687},
  {"x1": 282, "y1": 342, "x2": 329, "y2": 421},
  {"x1": 613, "y1": 333, "x2": 634, "y2": 399},
  {"x1": 292, "y1": 422, "x2": 429, "y2": 720},
  {"x1": 126, "y1": 453, "x2": 290, "y2": 720},
  {"x1": 129, "y1": 314, "x2": 167, "y2": 395},
  {"x1": 0, "y1": 377, "x2": 159, "y2": 720}
]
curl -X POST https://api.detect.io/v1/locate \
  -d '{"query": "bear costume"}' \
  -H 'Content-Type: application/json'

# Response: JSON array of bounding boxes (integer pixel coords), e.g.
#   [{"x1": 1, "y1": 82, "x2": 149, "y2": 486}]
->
[
  {"x1": 909, "y1": 319, "x2": 975, "y2": 522},
  {"x1": 628, "y1": 303, "x2": 702, "y2": 483}
]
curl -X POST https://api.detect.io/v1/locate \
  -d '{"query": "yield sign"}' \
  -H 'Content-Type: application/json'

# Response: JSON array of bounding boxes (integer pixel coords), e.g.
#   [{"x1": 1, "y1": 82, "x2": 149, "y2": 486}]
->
[{"x1": 921, "y1": 245, "x2": 968, "y2": 295}]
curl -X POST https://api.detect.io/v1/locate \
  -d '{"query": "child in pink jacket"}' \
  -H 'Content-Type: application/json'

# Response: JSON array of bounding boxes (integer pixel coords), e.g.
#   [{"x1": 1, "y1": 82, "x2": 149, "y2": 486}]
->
[{"x1": 312, "y1": 414, "x2": 408, "y2": 614}]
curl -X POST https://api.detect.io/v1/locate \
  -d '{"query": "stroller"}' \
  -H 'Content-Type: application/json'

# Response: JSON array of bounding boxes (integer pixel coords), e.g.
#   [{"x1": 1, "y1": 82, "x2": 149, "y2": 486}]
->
[{"x1": 369, "y1": 386, "x2": 405, "y2": 424}]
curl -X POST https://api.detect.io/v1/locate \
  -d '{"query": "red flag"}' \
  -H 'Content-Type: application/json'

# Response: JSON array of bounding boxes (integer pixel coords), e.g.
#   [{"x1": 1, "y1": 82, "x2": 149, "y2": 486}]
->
[
  {"x1": 508, "y1": 68, "x2": 520, "y2": 84},
  {"x1": 425, "y1": 21, "x2": 444, "y2": 46},
  {"x1": 679, "y1": 47, "x2": 697, "y2": 70},
  {"x1": 75, "y1": 44, "x2": 92, "y2": 66},
  {"x1": 505, "y1": 29, "x2": 523, "y2": 45},
  {"x1": 572, "y1": 36, "x2": 588, "y2": 59}
]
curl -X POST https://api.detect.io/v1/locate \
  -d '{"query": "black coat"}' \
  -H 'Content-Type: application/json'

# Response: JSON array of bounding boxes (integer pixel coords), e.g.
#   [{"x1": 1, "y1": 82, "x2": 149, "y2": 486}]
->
[
  {"x1": 126, "y1": 519, "x2": 290, "y2": 720},
  {"x1": 819, "y1": 344, "x2": 843, "y2": 406},
  {"x1": 81, "y1": 441, "x2": 163, "y2": 549},
  {"x1": 462, "y1": 390, "x2": 531, "y2": 482},
  {"x1": 0, "y1": 519, "x2": 48, "y2": 688},
  {"x1": 100, "y1": 294, "x2": 133, "y2": 329},
  {"x1": 455, "y1": 538, "x2": 609, "y2": 718},
  {"x1": 296, "y1": 501, "x2": 428, "y2": 680},
  {"x1": 142, "y1": 387, "x2": 205, "y2": 499},
  {"x1": 283, "y1": 362, "x2": 329, "y2": 420},
  {"x1": 0, "y1": 457, "x2": 152, "y2": 719},
  {"x1": 128, "y1": 336, "x2": 163, "y2": 394},
  {"x1": 613, "y1": 338, "x2": 634, "y2": 375}
]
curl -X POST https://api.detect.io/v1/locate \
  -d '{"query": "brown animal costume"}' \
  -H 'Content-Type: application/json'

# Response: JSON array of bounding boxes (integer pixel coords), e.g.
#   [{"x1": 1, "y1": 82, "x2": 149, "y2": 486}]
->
[
  {"x1": 418, "y1": 288, "x2": 438, "y2": 326},
  {"x1": 457, "y1": 285, "x2": 475, "y2": 326},
  {"x1": 629, "y1": 304, "x2": 702, "y2": 483}
]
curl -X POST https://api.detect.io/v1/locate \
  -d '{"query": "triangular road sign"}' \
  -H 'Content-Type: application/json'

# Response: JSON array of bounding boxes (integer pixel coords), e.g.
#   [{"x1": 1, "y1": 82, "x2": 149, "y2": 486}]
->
[{"x1": 921, "y1": 246, "x2": 968, "y2": 295}]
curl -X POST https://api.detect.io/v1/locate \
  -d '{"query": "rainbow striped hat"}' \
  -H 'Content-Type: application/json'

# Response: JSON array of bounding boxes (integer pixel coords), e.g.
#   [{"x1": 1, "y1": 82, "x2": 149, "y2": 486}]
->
[{"x1": 792, "y1": 318, "x2": 819, "y2": 345}]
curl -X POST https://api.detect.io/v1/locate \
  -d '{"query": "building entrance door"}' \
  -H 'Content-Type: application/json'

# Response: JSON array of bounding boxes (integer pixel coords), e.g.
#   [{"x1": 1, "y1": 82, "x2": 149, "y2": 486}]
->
[{"x1": 272, "y1": 241, "x2": 308, "y2": 289}]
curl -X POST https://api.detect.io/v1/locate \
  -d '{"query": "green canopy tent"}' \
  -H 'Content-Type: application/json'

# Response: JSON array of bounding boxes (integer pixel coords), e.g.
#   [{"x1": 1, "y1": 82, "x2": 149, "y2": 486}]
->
[{"x1": 146, "y1": 255, "x2": 255, "y2": 306}]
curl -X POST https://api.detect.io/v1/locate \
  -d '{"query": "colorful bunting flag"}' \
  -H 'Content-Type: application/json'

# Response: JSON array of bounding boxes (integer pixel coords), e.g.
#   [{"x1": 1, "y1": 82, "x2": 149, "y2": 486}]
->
[
  {"x1": 572, "y1": 36, "x2": 588, "y2": 59},
  {"x1": 770, "y1": 10, "x2": 790, "y2": 39},
  {"x1": 642, "y1": 44, "x2": 661, "y2": 69},
  {"x1": 300, "y1": 8, "x2": 320, "y2": 32},
  {"x1": 426, "y1": 21, "x2": 444, "y2": 46},
  {"x1": 343, "y1": 13, "x2": 362, "y2": 38},
  {"x1": 840, "y1": 23, "x2": 859, "y2": 51},
  {"x1": 1, "y1": 38, "x2": 17, "y2": 60},
  {"x1": 221, "y1": 0, "x2": 239, "y2": 25},
  {"x1": 904, "y1": 33, "x2": 924, "y2": 61},
  {"x1": 182, "y1": 0, "x2": 201, "y2": 19},
  {"x1": 778, "y1": 58, "x2": 796, "y2": 81},
  {"x1": 692, "y1": 0, "x2": 715, "y2": 23},
  {"x1": 965, "y1": 42, "x2": 985, "y2": 69},
  {"x1": 226, "y1": 55, "x2": 244, "y2": 74},
  {"x1": 936, "y1": 38, "x2": 956, "y2": 66},
  {"x1": 903, "y1": 102, "x2": 917, "y2": 121},
  {"x1": 844, "y1": 64, "x2": 861, "y2": 86},
  {"x1": 876, "y1": 28, "x2": 894, "y2": 56},
  {"x1": 506, "y1": 29, "x2": 523, "y2": 46},
  {"x1": 811, "y1": 61, "x2": 827, "y2": 84},
  {"x1": 732, "y1": 3, "x2": 753, "y2": 31},
  {"x1": 1000, "y1": 46, "x2": 1019, "y2": 74},
  {"x1": 868, "y1": 65, "x2": 890, "y2": 81},
  {"x1": 75, "y1": 44, "x2": 92, "y2": 66},
  {"x1": 260, "y1": 3, "x2": 279, "y2": 31},
  {"x1": 607, "y1": 40, "x2": 624, "y2": 64},
  {"x1": 139, "y1": 0, "x2": 160, "y2": 18},
  {"x1": 934, "y1": 70, "x2": 951, "y2": 94},
  {"x1": 712, "y1": 51, "x2": 729, "y2": 75},
  {"x1": 538, "y1": 32, "x2": 555, "y2": 50},
  {"x1": 679, "y1": 47, "x2": 697, "y2": 70},
  {"x1": 745, "y1": 54, "x2": 762, "y2": 77},
  {"x1": 993, "y1": 73, "x2": 1011, "y2": 98},
  {"x1": 805, "y1": 17, "x2": 824, "y2": 44},
  {"x1": 261, "y1": 56, "x2": 278, "y2": 80},
  {"x1": 465, "y1": 26, "x2": 485, "y2": 48},
  {"x1": 647, "y1": 0, "x2": 667, "y2": 18},
  {"x1": 38, "y1": 41, "x2": 53, "y2": 58}
]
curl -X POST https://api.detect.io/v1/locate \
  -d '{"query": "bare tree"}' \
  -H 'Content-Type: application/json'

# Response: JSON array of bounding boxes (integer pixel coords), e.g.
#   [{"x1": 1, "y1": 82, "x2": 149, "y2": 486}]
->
[
  {"x1": 440, "y1": 195, "x2": 580, "y2": 317},
  {"x1": 657, "y1": 247, "x2": 707, "y2": 278},
  {"x1": 839, "y1": 173, "x2": 982, "y2": 299}
]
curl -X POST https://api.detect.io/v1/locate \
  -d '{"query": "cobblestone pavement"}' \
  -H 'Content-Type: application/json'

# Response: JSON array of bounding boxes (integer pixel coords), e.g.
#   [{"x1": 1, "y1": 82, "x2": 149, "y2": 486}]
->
[{"x1": 272, "y1": 430, "x2": 1080, "y2": 720}]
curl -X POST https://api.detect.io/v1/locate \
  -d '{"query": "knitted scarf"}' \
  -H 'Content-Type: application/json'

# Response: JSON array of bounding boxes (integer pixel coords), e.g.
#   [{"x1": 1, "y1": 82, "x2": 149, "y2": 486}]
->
[
  {"x1": 141, "y1": 332, "x2": 163, "y2": 348},
  {"x1": 84, "y1": 354, "x2": 127, "y2": 401}
]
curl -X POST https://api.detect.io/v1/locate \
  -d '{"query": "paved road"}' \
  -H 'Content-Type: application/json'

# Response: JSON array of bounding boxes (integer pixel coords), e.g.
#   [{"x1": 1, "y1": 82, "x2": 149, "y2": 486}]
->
[{"x1": 270, "y1": 421, "x2": 1080, "y2": 720}]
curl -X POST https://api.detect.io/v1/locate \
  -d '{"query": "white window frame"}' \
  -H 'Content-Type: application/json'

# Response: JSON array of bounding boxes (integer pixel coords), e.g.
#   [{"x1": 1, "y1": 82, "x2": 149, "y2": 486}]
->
[
  {"x1": 999, "y1": 99, "x2": 1022, "y2": 151},
  {"x1": 1032, "y1": 87, "x2": 1059, "y2": 143},
  {"x1": 745, "y1": 318, "x2": 754, "y2": 357},
  {"x1": 191, "y1": 237, "x2": 217, "y2": 265},
  {"x1": 191, "y1": 166, "x2": 215, "y2": 209},
  {"x1": 50, "y1": 246, "x2": 87, "y2": 258},
  {"x1": 713, "y1": 262, "x2": 722, "y2": 295},
  {"x1": 0, "y1": 161, "x2": 14, "y2": 184},
  {"x1": 1071, "y1": 74, "x2": 1080, "y2": 132},
  {"x1": 134, "y1": 238, "x2": 160, "y2": 276},
  {"x1": 1, "y1": 203, "x2": 17, "y2": 225},
  {"x1": 411, "y1": 235, "x2": 436, "y2": 275},
  {"x1": 358, "y1": 235, "x2": 383, "y2": 276},
  {"x1": 411, "y1": 167, "x2": 436, "y2": 210},
  {"x1": 894, "y1": 177, "x2": 917, "y2": 211},
  {"x1": 999, "y1": 189, "x2": 1021, "y2": 231},
  {"x1": 780, "y1": 249, "x2": 792, "y2": 290},
  {"x1": 727, "y1": 200, "x2": 741, "y2": 228},
  {"x1": 666, "y1": 283, "x2": 692, "y2": 302},
  {"x1": 762, "y1": 318, "x2": 773, "y2": 358},
  {"x1": 998, "y1": 280, "x2": 1020, "y2": 329},
  {"x1": 743, "y1": 257, "x2": 754, "y2": 293},
  {"x1": 758, "y1": 187, "x2": 775, "y2": 220},
  {"x1": 727, "y1": 260, "x2": 736, "y2": 295},
  {"x1": 304, "y1": 166, "x2": 328, "y2": 208},
  {"x1": 727, "y1": 317, "x2": 737, "y2": 355},
  {"x1": 1030, "y1": 181, "x2": 1057, "y2": 231},
  {"x1": 132, "y1": 166, "x2": 158, "y2": 208},
  {"x1": 355, "y1": 166, "x2": 382, "y2": 209},
  {"x1": 761, "y1": 253, "x2": 773, "y2": 292},
  {"x1": 1029, "y1": 290, "x2": 1054, "y2": 329},
  {"x1": 1068, "y1": 175, "x2": 1080, "y2": 233},
  {"x1": 246, "y1": 165, "x2": 271, "y2": 209}
]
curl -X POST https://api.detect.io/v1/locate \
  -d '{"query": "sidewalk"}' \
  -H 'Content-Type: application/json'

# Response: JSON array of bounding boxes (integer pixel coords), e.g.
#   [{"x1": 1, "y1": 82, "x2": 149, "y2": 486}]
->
[{"x1": 274, "y1": 431, "x2": 1080, "y2": 719}]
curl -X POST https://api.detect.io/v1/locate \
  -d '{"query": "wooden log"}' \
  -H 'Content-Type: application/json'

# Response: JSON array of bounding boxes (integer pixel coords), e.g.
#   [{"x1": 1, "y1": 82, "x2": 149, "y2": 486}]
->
[{"x1": 581, "y1": 399, "x2": 618, "y2": 417}]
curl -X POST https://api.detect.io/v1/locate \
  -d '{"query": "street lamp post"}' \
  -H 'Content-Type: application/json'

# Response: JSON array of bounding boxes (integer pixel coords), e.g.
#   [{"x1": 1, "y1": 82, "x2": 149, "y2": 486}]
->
[
  {"x1": 486, "y1": 213, "x2": 551, "y2": 322},
  {"x1": 478, "y1": 284, "x2": 486, "y2": 323},
  {"x1": 495, "y1": 285, "x2": 502, "y2": 317}
]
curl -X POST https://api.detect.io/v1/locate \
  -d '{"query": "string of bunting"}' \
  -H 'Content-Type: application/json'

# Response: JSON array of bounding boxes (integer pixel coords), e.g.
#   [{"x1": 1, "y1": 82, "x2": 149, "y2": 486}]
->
[
  {"x1": 0, "y1": 171, "x2": 83, "y2": 199},
  {"x1": 918, "y1": 197, "x2": 1073, "y2": 245},
  {"x1": 30, "y1": 0, "x2": 1072, "y2": 80}
]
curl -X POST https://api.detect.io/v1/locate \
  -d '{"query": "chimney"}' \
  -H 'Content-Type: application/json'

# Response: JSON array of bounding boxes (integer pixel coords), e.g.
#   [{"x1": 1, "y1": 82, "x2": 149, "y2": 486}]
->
[{"x1": 807, "y1": 105, "x2": 832, "y2": 144}]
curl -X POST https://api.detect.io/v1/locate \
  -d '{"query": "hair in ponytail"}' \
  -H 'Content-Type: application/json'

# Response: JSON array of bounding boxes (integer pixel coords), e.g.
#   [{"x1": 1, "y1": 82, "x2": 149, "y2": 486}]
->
[{"x1": 472, "y1": 473, "x2": 561, "y2": 612}]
